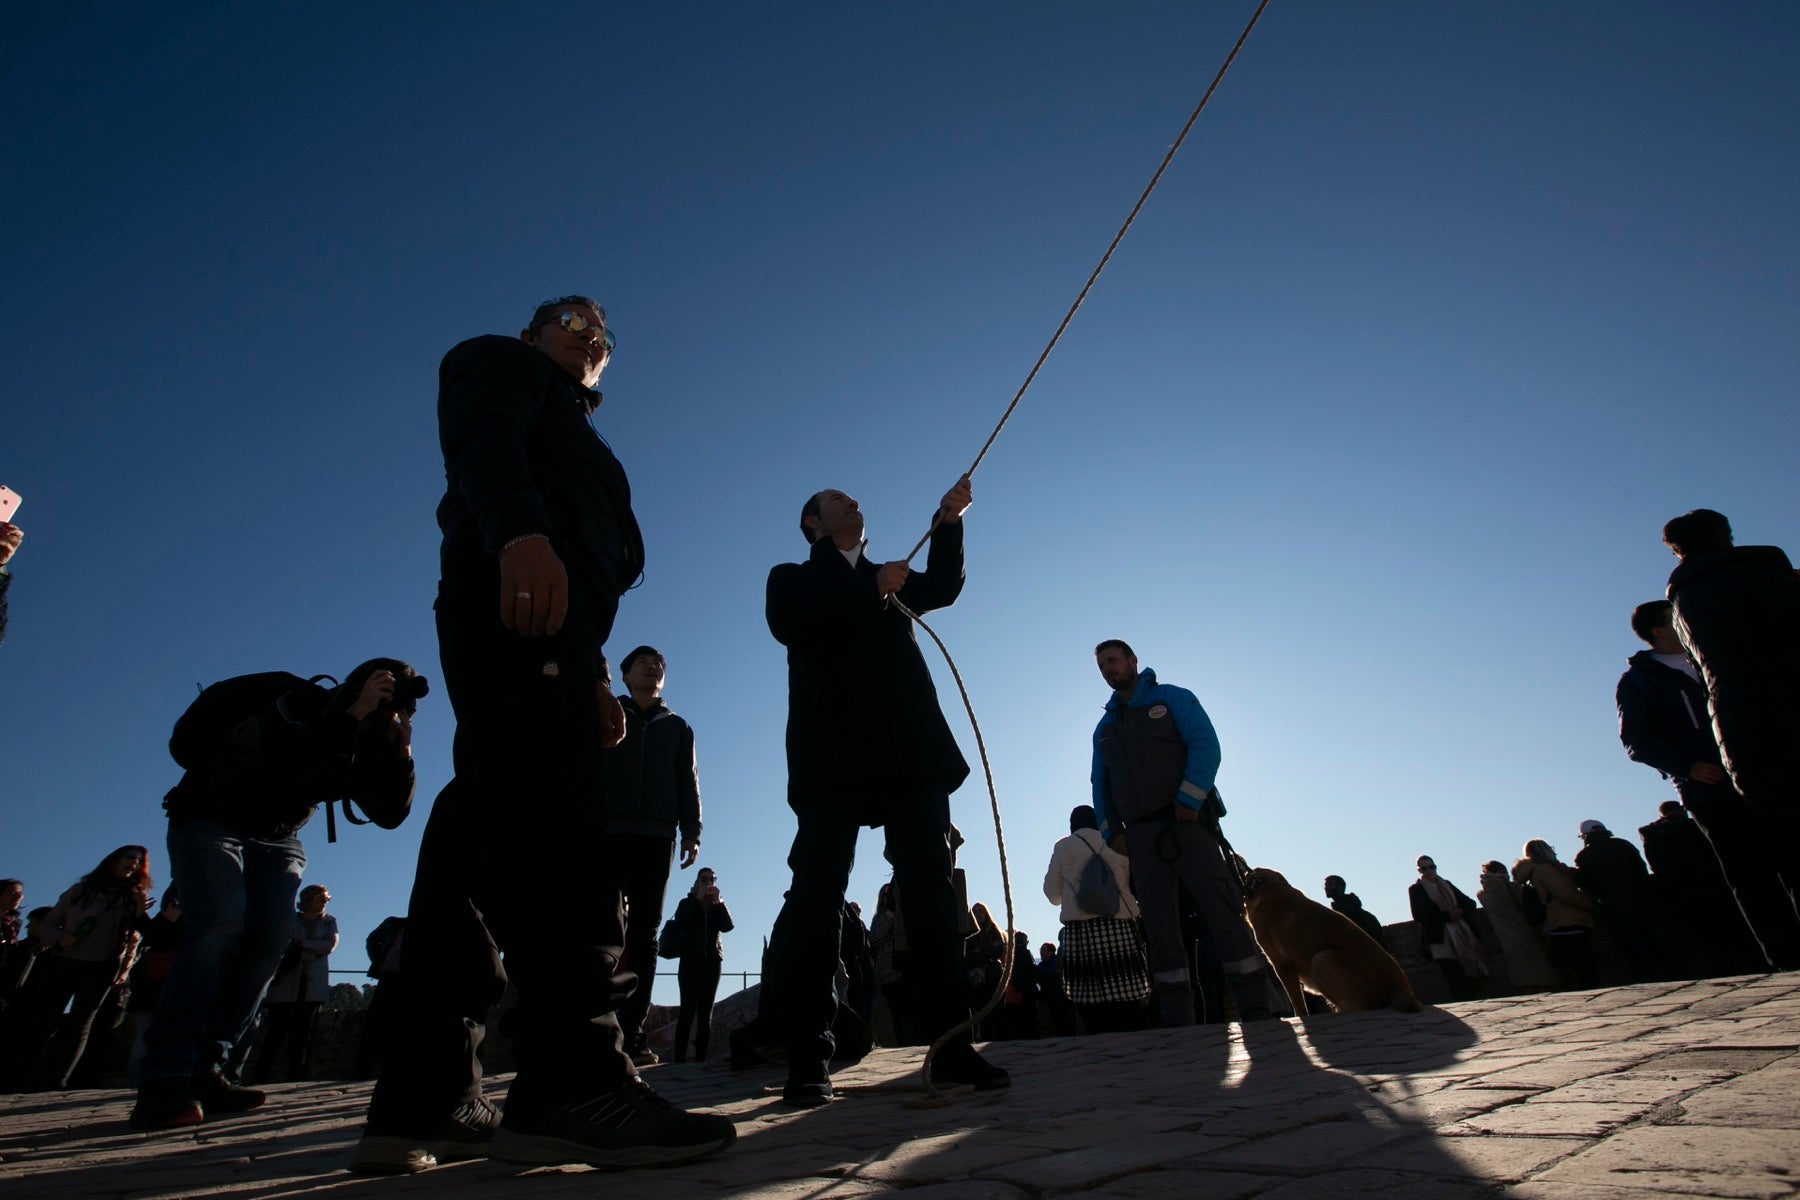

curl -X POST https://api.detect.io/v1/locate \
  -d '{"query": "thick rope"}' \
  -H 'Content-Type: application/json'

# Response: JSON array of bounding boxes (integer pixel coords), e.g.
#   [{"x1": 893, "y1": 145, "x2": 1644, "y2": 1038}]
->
[
  {"x1": 889, "y1": 594, "x2": 1015, "y2": 1108},
  {"x1": 902, "y1": 0, "x2": 1273, "y2": 568},
  {"x1": 883, "y1": 0, "x2": 1272, "y2": 1104}
]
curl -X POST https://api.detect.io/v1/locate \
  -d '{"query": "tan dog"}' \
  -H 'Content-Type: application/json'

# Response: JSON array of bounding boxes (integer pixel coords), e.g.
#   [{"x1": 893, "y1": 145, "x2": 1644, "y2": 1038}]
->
[{"x1": 1242, "y1": 867, "x2": 1421, "y2": 1014}]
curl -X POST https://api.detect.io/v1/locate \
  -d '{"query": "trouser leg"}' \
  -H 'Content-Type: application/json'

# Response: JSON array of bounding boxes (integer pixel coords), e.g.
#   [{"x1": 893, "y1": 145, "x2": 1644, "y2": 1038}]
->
[
  {"x1": 615, "y1": 836, "x2": 674, "y2": 1046},
  {"x1": 691, "y1": 962, "x2": 720, "y2": 1058},
  {"x1": 1681, "y1": 781, "x2": 1800, "y2": 969},
  {"x1": 762, "y1": 805, "x2": 858, "y2": 1065},
  {"x1": 882, "y1": 791, "x2": 967, "y2": 1045},
  {"x1": 368, "y1": 589, "x2": 630, "y2": 1133}
]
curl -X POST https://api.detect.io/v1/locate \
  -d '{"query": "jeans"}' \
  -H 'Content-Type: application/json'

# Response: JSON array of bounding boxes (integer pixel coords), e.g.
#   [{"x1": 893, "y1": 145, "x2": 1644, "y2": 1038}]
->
[{"x1": 141, "y1": 818, "x2": 305, "y2": 1081}]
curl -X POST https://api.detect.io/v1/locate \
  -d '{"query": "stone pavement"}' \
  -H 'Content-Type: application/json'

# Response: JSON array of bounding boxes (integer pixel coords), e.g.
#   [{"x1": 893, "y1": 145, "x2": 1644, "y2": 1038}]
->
[{"x1": 3, "y1": 973, "x2": 1796, "y2": 1200}]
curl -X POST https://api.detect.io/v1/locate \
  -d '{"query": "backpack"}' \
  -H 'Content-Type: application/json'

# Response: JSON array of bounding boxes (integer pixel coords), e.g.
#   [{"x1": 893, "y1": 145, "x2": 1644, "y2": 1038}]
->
[
  {"x1": 366, "y1": 916, "x2": 406, "y2": 978},
  {"x1": 657, "y1": 913, "x2": 684, "y2": 960},
  {"x1": 168, "y1": 671, "x2": 379, "y2": 841},
  {"x1": 1073, "y1": 832, "x2": 1121, "y2": 916},
  {"x1": 169, "y1": 672, "x2": 328, "y2": 770}
]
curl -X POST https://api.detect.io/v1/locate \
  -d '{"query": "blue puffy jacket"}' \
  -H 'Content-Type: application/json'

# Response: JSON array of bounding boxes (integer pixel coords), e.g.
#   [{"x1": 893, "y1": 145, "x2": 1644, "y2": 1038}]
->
[{"x1": 1090, "y1": 668, "x2": 1221, "y2": 842}]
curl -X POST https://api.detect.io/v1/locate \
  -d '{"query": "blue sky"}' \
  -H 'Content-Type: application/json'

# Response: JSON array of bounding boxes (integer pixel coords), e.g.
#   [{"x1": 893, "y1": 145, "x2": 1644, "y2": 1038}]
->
[{"x1": 4, "y1": 2, "x2": 1796, "y2": 1007}]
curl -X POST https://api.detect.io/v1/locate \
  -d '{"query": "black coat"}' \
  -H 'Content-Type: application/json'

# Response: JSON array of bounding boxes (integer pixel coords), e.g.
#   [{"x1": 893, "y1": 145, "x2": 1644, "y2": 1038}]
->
[
  {"x1": 767, "y1": 520, "x2": 969, "y2": 823},
  {"x1": 672, "y1": 895, "x2": 734, "y2": 963},
  {"x1": 1616, "y1": 651, "x2": 1719, "y2": 782},
  {"x1": 1639, "y1": 811, "x2": 1730, "y2": 900},
  {"x1": 435, "y1": 335, "x2": 645, "y2": 625},
  {"x1": 1573, "y1": 834, "x2": 1657, "y2": 932},
  {"x1": 1408, "y1": 878, "x2": 1477, "y2": 948},
  {"x1": 1667, "y1": 545, "x2": 1800, "y2": 803}
]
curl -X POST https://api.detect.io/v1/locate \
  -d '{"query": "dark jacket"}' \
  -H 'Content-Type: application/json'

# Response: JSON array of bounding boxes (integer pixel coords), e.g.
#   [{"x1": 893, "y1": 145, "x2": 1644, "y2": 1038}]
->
[
  {"x1": 1639, "y1": 810, "x2": 1730, "y2": 900},
  {"x1": 163, "y1": 680, "x2": 414, "y2": 840},
  {"x1": 436, "y1": 335, "x2": 645, "y2": 632},
  {"x1": 1573, "y1": 833, "x2": 1657, "y2": 931},
  {"x1": 672, "y1": 895, "x2": 734, "y2": 963},
  {"x1": 1331, "y1": 893, "x2": 1388, "y2": 947},
  {"x1": 1091, "y1": 669, "x2": 1221, "y2": 840},
  {"x1": 1667, "y1": 545, "x2": 1800, "y2": 803},
  {"x1": 603, "y1": 697, "x2": 701, "y2": 843},
  {"x1": 1616, "y1": 651, "x2": 1719, "y2": 781},
  {"x1": 766, "y1": 520, "x2": 969, "y2": 822},
  {"x1": 1408, "y1": 878, "x2": 1477, "y2": 948},
  {"x1": 0, "y1": 567, "x2": 11, "y2": 647}
]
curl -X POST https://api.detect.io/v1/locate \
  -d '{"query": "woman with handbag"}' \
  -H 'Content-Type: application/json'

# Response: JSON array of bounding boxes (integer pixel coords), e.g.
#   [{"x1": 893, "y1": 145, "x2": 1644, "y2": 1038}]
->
[{"x1": 669, "y1": 869, "x2": 733, "y2": 1063}]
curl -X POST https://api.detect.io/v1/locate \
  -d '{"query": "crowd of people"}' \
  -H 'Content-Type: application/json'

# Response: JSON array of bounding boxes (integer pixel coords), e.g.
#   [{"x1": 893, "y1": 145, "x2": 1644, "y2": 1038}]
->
[{"x1": 2, "y1": 291, "x2": 1794, "y2": 1179}]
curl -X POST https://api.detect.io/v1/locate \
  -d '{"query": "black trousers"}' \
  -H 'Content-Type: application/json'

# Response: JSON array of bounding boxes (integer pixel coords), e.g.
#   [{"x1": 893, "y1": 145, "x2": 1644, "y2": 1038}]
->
[
  {"x1": 254, "y1": 1000, "x2": 320, "y2": 1082},
  {"x1": 762, "y1": 789, "x2": 968, "y2": 1066},
  {"x1": 673, "y1": 958, "x2": 721, "y2": 1061},
  {"x1": 9, "y1": 955, "x2": 112, "y2": 1090},
  {"x1": 367, "y1": 588, "x2": 632, "y2": 1134},
  {"x1": 615, "y1": 835, "x2": 674, "y2": 1046},
  {"x1": 1678, "y1": 779, "x2": 1800, "y2": 969}
]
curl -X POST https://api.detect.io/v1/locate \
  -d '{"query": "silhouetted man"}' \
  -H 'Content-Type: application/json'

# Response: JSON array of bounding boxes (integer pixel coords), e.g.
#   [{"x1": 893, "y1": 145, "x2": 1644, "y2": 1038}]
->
[
  {"x1": 1091, "y1": 640, "x2": 1288, "y2": 1025},
  {"x1": 1663, "y1": 509, "x2": 1800, "y2": 812},
  {"x1": 763, "y1": 475, "x2": 1008, "y2": 1107},
  {"x1": 1324, "y1": 875, "x2": 1388, "y2": 947},
  {"x1": 357, "y1": 296, "x2": 733, "y2": 1173},
  {"x1": 604, "y1": 645, "x2": 702, "y2": 1066},
  {"x1": 1617, "y1": 597, "x2": 1799, "y2": 969}
]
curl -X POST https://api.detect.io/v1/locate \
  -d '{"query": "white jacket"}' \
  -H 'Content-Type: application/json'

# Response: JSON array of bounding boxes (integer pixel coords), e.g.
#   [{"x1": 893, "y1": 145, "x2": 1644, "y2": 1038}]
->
[{"x1": 1043, "y1": 829, "x2": 1138, "y2": 922}]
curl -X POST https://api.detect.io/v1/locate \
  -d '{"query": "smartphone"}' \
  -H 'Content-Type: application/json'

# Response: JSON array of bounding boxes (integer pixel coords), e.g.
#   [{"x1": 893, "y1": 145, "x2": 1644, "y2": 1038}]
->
[{"x1": 0, "y1": 485, "x2": 19, "y2": 523}]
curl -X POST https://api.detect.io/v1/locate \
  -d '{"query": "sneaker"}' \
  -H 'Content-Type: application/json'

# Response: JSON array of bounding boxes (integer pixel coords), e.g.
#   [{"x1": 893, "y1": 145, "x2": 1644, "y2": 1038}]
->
[
  {"x1": 781, "y1": 1060, "x2": 834, "y2": 1109},
  {"x1": 191, "y1": 1070, "x2": 266, "y2": 1114},
  {"x1": 490, "y1": 1079, "x2": 737, "y2": 1168},
  {"x1": 130, "y1": 1077, "x2": 205, "y2": 1131},
  {"x1": 350, "y1": 1096, "x2": 501, "y2": 1175},
  {"x1": 930, "y1": 1045, "x2": 1010, "y2": 1092}
]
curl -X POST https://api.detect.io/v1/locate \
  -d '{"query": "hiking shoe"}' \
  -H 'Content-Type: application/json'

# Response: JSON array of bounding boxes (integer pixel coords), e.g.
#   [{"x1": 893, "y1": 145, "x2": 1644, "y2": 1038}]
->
[
  {"x1": 930, "y1": 1045, "x2": 1010, "y2": 1092},
  {"x1": 130, "y1": 1077, "x2": 204, "y2": 1131},
  {"x1": 191, "y1": 1070, "x2": 265, "y2": 1114},
  {"x1": 350, "y1": 1096, "x2": 501, "y2": 1174},
  {"x1": 781, "y1": 1060, "x2": 834, "y2": 1109},
  {"x1": 490, "y1": 1079, "x2": 737, "y2": 1168}
]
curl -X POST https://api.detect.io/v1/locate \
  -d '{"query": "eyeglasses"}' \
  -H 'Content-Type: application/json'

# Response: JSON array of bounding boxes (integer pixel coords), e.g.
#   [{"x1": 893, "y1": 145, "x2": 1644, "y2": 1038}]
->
[{"x1": 551, "y1": 310, "x2": 616, "y2": 354}]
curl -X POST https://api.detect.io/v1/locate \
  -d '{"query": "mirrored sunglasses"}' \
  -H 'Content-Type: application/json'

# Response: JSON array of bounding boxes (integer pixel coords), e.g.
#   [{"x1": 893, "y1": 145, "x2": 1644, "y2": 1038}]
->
[{"x1": 555, "y1": 310, "x2": 616, "y2": 354}]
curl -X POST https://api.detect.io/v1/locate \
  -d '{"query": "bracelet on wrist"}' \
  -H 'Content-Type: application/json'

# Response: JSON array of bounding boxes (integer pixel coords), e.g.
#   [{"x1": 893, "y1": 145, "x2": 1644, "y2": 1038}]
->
[{"x1": 501, "y1": 533, "x2": 548, "y2": 554}]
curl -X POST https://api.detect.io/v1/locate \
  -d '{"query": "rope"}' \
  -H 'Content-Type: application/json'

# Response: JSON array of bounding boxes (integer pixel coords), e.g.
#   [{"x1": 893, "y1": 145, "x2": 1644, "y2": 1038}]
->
[
  {"x1": 889, "y1": 593, "x2": 1016, "y2": 1108},
  {"x1": 883, "y1": 0, "x2": 1272, "y2": 1104},
  {"x1": 902, "y1": 0, "x2": 1273, "y2": 567}
]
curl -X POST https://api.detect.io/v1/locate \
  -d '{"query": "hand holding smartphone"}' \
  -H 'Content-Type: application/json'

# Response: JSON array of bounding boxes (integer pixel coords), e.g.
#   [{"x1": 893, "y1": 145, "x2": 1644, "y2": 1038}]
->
[{"x1": 0, "y1": 485, "x2": 20, "y2": 523}]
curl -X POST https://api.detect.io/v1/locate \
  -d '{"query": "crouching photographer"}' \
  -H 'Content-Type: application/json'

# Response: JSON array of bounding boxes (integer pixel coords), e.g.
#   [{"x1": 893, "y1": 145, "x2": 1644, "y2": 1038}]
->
[{"x1": 131, "y1": 658, "x2": 424, "y2": 1131}]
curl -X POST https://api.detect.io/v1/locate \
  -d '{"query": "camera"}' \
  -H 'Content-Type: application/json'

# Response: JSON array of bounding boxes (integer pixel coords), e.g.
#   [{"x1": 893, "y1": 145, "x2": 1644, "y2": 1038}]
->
[{"x1": 389, "y1": 673, "x2": 430, "y2": 715}]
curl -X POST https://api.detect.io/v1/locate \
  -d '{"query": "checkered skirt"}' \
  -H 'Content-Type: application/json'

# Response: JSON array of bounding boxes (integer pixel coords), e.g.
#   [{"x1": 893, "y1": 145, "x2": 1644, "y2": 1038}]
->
[{"x1": 1059, "y1": 917, "x2": 1151, "y2": 1004}]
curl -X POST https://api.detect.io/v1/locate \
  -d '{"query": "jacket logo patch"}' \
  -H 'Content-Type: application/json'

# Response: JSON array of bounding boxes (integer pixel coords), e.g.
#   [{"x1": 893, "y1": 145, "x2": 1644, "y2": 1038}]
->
[
  {"x1": 542, "y1": 661, "x2": 561, "y2": 677},
  {"x1": 1148, "y1": 704, "x2": 1168, "y2": 719}
]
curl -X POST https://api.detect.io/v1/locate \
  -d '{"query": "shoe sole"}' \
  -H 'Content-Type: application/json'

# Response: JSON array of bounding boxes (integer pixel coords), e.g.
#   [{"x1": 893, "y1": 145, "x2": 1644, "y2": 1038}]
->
[
  {"x1": 488, "y1": 1126, "x2": 735, "y2": 1169},
  {"x1": 349, "y1": 1134, "x2": 493, "y2": 1174},
  {"x1": 129, "y1": 1105, "x2": 205, "y2": 1132}
]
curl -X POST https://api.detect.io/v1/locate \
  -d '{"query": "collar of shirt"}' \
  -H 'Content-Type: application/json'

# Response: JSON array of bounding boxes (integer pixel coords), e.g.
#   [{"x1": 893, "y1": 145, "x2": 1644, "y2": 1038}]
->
[{"x1": 839, "y1": 542, "x2": 864, "y2": 569}]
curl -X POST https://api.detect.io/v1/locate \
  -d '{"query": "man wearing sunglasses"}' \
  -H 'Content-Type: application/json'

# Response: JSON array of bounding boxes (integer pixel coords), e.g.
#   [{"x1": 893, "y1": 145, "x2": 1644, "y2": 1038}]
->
[{"x1": 356, "y1": 297, "x2": 734, "y2": 1173}]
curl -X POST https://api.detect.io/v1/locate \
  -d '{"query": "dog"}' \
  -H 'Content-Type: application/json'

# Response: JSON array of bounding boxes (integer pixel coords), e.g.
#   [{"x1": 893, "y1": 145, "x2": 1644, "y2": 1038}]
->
[{"x1": 1242, "y1": 867, "x2": 1421, "y2": 1014}]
